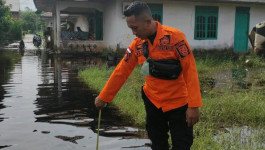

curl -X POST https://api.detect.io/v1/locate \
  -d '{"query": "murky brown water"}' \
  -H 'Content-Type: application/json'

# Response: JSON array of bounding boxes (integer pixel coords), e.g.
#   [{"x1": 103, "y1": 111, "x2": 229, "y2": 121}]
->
[{"x1": 0, "y1": 47, "x2": 150, "y2": 150}]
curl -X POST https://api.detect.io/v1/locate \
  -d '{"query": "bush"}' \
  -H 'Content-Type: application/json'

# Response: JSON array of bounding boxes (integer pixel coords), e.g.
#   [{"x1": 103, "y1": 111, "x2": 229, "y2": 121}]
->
[
  {"x1": 6, "y1": 20, "x2": 22, "y2": 40},
  {"x1": 0, "y1": 2, "x2": 12, "y2": 41},
  {"x1": 0, "y1": 1, "x2": 22, "y2": 41}
]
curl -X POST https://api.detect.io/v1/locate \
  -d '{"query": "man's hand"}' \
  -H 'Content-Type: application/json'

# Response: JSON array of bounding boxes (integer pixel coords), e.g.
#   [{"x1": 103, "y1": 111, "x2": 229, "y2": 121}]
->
[
  {"x1": 95, "y1": 96, "x2": 107, "y2": 110},
  {"x1": 186, "y1": 107, "x2": 200, "y2": 127}
]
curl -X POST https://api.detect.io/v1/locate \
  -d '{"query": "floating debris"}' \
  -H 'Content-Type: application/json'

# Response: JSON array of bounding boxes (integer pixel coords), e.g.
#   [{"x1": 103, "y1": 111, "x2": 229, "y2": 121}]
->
[
  {"x1": 0, "y1": 145, "x2": 12, "y2": 149},
  {"x1": 55, "y1": 136, "x2": 84, "y2": 144},
  {"x1": 41, "y1": 131, "x2": 50, "y2": 134}
]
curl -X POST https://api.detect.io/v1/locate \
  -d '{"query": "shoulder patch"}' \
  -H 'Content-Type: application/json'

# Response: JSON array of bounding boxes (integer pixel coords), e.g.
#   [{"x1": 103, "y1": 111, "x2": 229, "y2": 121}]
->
[
  {"x1": 159, "y1": 35, "x2": 173, "y2": 51},
  {"x1": 124, "y1": 47, "x2": 133, "y2": 62},
  {"x1": 175, "y1": 40, "x2": 190, "y2": 58}
]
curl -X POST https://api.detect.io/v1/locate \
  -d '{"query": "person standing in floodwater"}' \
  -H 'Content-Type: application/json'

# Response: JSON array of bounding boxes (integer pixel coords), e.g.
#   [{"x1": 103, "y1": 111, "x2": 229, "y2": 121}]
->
[
  {"x1": 19, "y1": 40, "x2": 25, "y2": 49},
  {"x1": 94, "y1": 1, "x2": 202, "y2": 150}
]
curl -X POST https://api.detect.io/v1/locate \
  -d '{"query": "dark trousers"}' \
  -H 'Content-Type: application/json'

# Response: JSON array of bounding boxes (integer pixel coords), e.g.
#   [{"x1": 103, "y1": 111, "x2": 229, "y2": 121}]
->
[{"x1": 141, "y1": 88, "x2": 193, "y2": 150}]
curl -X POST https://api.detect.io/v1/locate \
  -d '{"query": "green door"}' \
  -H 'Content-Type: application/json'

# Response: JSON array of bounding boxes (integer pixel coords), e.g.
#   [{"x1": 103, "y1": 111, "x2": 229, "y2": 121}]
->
[{"x1": 234, "y1": 7, "x2": 250, "y2": 52}]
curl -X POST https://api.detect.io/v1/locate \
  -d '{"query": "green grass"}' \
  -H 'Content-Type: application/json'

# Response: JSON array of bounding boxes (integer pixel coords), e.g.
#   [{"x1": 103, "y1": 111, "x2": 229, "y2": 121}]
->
[
  {"x1": 78, "y1": 52, "x2": 265, "y2": 149},
  {"x1": 79, "y1": 65, "x2": 146, "y2": 127},
  {"x1": 200, "y1": 91, "x2": 265, "y2": 127}
]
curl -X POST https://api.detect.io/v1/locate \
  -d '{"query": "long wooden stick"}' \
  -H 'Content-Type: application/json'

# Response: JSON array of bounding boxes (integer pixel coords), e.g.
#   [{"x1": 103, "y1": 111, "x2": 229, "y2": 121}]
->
[{"x1": 96, "y1": 109, "x2": 102, "y2": 150}]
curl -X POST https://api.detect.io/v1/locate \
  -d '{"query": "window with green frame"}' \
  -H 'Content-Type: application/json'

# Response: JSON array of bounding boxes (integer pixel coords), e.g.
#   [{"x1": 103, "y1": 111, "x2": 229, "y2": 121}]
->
[
  {"x1": 148, "y1": 4, "x2": 163, "y2": 24},
  {"x1": 195, "y1": 6, "x2": 219, "y2": 40}
]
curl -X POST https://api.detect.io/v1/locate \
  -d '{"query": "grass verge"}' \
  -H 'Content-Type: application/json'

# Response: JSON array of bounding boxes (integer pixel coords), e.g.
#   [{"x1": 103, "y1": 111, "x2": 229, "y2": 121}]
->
[
  {"x1": 79, "y1": 52, "x2": 265, "y2": 149},
  {"x1": 79, "y1": 65, "x2": 146, "y2": 127}
]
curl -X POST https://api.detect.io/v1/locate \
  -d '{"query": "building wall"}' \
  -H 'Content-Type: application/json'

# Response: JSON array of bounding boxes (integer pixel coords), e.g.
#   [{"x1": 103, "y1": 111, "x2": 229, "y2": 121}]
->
[
  {"x1": 163, "y1": 1, "x2": 265, "y2": 50},
  {"x1": 249, "y1": 5, "x2": 265, "y2": 33},
  {"x1": 103, "y1": 0, "x2": 135, "y2": 50},
  {"x1": 74, "y1": 16, "x2": 89, "y2": 32},
  {"x1": 57, "y1": 0, "x2": 105, "y2": 33},
  {"x1": 5, "y1": 0, "x2": 20, "y2": 19},
  {"x1": 50, "y1": 0, "x2": 265, "y2": 51},
  {"x1": 163, "y1": 1, "x2": 237, "y2": 50},
  {"x1": 105, "y1": 0, "x2": 265, "y2": 50},
  {"x1": 5, "y1": 0, "x2": 20, "y2": 12},
  {"x1": 103, "y1": 0, "x2": 117, "y2": 49}
]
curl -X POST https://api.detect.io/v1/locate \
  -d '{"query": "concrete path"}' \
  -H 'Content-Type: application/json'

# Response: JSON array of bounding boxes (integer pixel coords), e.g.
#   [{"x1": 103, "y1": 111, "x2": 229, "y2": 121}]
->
[{"x1": 4, "y1": 34, "x2": 43, "y2": 50}]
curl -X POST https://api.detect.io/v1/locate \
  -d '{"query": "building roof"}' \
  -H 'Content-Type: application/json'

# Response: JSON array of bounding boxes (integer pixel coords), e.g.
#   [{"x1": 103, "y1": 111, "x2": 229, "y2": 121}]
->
[
  {"x1": 5, "y1": 0, "x2": 20, "y2": 12},
  {"x1": 34, "y1": 0, "x2": 55, "y2": 12},
  {"x1": 34, "y1": 0, "x2": 265, "y2": 12},
  {"x1": 34, "y1": 0, "x2": 107, "y2": 12},
  {"x1": 173, "y1": 0, "x2": 265, "y2": 4}
]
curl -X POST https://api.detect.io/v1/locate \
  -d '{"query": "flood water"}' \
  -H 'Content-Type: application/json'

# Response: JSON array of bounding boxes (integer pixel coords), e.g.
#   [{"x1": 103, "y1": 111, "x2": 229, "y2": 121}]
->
[{"x1": 0, "y1": 47, "x2": 150, "y2": 150}]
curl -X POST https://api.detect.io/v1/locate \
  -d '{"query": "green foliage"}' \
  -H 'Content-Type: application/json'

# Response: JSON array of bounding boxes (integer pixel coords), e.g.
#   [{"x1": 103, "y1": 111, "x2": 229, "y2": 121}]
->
[
  {"x1": 0, "y1": 1, "x2": 12, "y2": 40},
  {"x1": 79, "y1": 65, "x2": 146, "y2": 127},
  {"x1": 193, "y1": 49, "x2": 265, "y2": 74},
  {"x1": 0, "y1": 50, "x2": 21, "y2": 84},
  {"x1": 101, "y1": 47, "x2": 115, "y2": 57},
  {"x1": 193, "y1": 49, "x2": 236, "y2": 73},
  {"x1": 27, "y1": 30, "x2": 33, "y2": 34},
  {"x1": 0, "y1": 1, "x2": 22, "y2": 41},
  {"x1": 20, "y1": 9, "x2": 37, "y2": 32},
  {"x1": 244, "y1": 53, "x2": 265, "y2": 68},
  {"x1": 6, "y1": 20, "x2": 22, "y2": 40},
  {"x1": 19, "y1": 8, "x2": 45, "y2": 33},
  {"x1": 192, "y1": 90, "x2": 265, "y2": 149},
  {"x1": 79, "y1": 52, "x2": 265, "y2": 149},
  {"x1": 36, "y1": 31, "x2": 45, "y2": 39}
]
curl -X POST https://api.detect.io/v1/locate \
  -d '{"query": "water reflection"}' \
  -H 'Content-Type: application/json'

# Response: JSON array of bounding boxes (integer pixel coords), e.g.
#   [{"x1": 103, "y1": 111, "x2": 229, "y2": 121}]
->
[
  {"x1": 0, "y1": 49, "x2": 150, "y2": 150},
  {"x1": 0, "y1": 50, "x2": 21, "y2": 122},
  {"x1": 200, "y1": 67, "x2": 260, "y2": 94},
  {"x1": 214, "y1": 126, "x2": 265, "y2": 149}
]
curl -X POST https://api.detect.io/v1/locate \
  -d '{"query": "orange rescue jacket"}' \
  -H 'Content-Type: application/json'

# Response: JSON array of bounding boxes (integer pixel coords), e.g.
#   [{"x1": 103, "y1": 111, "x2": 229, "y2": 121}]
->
[{"x1": 99, "y1": 21, "x2": 202, "y2": 112}]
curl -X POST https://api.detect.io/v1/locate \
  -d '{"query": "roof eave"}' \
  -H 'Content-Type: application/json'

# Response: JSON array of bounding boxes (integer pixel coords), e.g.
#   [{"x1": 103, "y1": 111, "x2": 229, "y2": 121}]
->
[
  {"x1": 34, "y1": 0, "x2": 56, "y2": 12},
  {"x1": 172, "y1": 0, "x2": 265, "y2": 4}
]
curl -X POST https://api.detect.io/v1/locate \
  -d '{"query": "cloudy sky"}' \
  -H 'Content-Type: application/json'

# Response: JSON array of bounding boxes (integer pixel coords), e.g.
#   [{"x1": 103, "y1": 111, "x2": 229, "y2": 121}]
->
[{"x1": 20, "y1": 0, "x2": 36, "y2": 11}]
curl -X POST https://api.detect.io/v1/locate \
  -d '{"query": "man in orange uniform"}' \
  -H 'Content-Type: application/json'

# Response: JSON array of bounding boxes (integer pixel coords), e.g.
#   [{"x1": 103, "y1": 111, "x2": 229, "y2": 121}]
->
[{"x1": 95, "y1": 1, "x2": 202, "y2": 150}]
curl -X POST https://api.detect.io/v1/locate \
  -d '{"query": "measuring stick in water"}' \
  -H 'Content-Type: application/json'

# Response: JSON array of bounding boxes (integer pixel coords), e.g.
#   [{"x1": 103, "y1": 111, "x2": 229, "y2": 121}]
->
[{"x1": 96, "y1": 109, "x2": 102, "y2": 150}]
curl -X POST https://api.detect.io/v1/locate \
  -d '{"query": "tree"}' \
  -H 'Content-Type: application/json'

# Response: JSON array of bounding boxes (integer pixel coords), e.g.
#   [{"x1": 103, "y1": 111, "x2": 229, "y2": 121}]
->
[
  {"x1": 6, "y1": 20, "x2": 22, "y2": 40},
  {"x1": 20, "y1": 8, "x2": 37, "y2": 33},
  {"x1": 20, "y1": 7, "x2": 45, "y2": 33},
  {"x1": 0, "y1": 0, "x2": 12, "y2": 41}
]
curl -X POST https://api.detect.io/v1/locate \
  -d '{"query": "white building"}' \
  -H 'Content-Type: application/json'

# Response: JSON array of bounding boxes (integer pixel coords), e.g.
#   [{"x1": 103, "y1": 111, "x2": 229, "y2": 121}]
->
[
  {"x1": 34, "y1": 0, "x2": 265, "y2": 52},
  {"x1": 5, "y1": 0, "x2": 20, "y2": 19}
]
